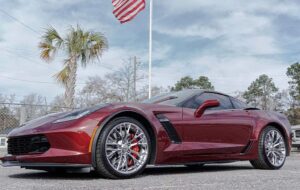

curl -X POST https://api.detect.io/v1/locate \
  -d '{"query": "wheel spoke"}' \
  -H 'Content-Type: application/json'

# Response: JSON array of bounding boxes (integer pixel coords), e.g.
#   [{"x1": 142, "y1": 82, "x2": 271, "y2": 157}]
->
[
  {"x1": 130, "y1": 132, "x2": 143, "y2": 143},
  {"x1": 106, "y1": 142, "x2": 119, "y2": 146},
  {"x1": 130, "y1": 149, "x2": 141, "y2": 157},
  {"x1": 107, "y1": 149, "x2": 120, "y2": 158},
  {"x1": 106, "y1": 147, "x2": 121, "y2": 151},
  {"x1": 130, "y1": 142, "x2": 148, "y2": 147},
  {"x1": 126, "y1": 124, "x2": 131, "y2": 137},
  {"x1": 127, "y1": 153, "x2": 142, "y2": 165},
  {"x1": 104, "y1": 121, "x2": 149, "y2": 174},
  {"x1": 117, "y1": 154, "x2": 123, "y2": 170},
  {"x1": 264, "y1": 129, "x2": 286, "y2": 167},
  {"x1": 273, "y1": 141, "x2": 283, "y2": 147}
]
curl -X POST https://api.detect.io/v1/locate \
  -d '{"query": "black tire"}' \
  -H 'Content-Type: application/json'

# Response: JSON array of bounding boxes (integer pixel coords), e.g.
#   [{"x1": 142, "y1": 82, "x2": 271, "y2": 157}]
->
[
  {"x1": 94, "y1": 117, "x2": 151, "y2": 179},
  {"x1": 250, "y1": 126, "x2": 287, "y2": 170}
]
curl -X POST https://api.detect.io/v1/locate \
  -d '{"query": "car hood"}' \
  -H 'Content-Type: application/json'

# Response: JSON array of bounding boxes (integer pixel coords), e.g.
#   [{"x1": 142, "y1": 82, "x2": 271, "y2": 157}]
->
[
  {"x1": 9, "y1": 104, "x2": 110, "y2": 136},
  {"x1": 17, "y1": 112, "x2": 68, "y2": 131}
]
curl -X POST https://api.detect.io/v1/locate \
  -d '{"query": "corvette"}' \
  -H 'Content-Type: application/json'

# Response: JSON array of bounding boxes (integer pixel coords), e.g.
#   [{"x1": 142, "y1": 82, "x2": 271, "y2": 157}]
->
[{"x1": 0, "y1": 89, "x2": 292, "y2": 179}]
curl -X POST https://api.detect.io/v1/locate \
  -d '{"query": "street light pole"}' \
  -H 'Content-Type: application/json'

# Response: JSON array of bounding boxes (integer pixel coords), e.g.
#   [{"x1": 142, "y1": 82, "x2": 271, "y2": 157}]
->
[{"x1": 148, "y1": 0, "x2": 153, "y2": 99}]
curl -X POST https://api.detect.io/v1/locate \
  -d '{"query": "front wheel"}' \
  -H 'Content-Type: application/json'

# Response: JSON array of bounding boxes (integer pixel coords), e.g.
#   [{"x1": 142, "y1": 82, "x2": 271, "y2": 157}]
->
[
  {"x1": 250, "y1": 126, "x2": 287, "y2": 169},
  {"x1": 95, "y1": 117, "x2": 151, "y2": 179}
]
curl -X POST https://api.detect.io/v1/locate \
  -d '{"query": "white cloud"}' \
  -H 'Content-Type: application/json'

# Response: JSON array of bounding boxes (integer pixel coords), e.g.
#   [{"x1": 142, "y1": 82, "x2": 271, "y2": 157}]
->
[
  {"x1": 155, "y1": 25, "x2": 220, "y2": 39},
  {"x1": 0, "y1": 0, "x2": 298, "y2": 102},
  {"x1": 152, "y1": 55, "x2": 289, "y2": 95}
]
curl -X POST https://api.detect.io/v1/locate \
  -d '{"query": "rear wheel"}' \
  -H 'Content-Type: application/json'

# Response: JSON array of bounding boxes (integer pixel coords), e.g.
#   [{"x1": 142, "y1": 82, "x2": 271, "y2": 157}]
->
[
  {"x1": 250, "y1": 126, "x2": 287, "y2": 169},
  {"x1": 95, "y1": 117, "x2": 151, "y2": 179}
]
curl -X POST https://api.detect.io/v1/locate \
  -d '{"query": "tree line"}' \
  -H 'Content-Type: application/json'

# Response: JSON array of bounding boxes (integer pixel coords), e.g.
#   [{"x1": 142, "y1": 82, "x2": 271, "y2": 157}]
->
[
  {"x1": 1, "y1": 62, "x2": 300, "y2": 131},
  {"x1": 1, "y1": 24, "x2": 300, "y2": 132},
  {"x1": 171, "y1": 63, "x2": 300, "y2": 125}
]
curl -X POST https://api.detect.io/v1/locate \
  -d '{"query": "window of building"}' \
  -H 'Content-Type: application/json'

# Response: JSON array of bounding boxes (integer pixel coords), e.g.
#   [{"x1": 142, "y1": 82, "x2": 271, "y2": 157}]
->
[{"x1": 0, "y1": 138, "x2": 6, "y2": 146}]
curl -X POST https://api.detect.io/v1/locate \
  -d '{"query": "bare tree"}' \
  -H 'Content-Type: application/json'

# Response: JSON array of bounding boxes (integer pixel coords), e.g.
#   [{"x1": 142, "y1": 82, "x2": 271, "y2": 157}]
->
[
  {"x1": 50, "y1": 95, "x2": 69, "y2": 112},
  {"x1": 111, "y1": 57, "x2": 144, "y2": 102},
  {"x1": 136, "y1": 85, "x2": 170, "y2": 102},
  {"x1": 76, "y1": 76, "x2": 125, "y2": 107},
  {"x1": 20, "y1": 93, "x2": 48, "y2": 121},
  {"x1": 77, "y1": 57, "x2": 145, "y2": 106}
]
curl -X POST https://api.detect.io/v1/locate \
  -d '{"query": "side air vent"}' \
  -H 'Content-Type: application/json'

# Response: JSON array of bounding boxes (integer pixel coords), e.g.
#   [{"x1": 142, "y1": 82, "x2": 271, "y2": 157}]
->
[
  {"x1": 156, "y1": 114, "x2": 181, "y2": 144},
  {"x1": 241, "y1": 140, "x2": 254, "y2": 154}
]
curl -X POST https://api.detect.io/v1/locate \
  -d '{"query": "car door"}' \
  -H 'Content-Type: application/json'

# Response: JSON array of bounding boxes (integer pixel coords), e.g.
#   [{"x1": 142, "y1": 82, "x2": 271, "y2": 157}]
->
[{"x1": 181, "y1": 92, "x2": 255, "y2": 155}]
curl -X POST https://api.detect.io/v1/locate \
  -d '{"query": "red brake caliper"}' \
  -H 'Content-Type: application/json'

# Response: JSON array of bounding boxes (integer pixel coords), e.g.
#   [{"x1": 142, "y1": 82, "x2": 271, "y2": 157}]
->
[{"x1": 128, "y1": 133, "x2": 140, "y2": 167}]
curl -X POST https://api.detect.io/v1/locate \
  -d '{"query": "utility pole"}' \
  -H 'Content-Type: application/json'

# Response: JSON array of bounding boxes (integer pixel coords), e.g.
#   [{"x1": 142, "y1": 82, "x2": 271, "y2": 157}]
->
[
  {"x1": 126, "y1": 57, "x2": 131, "y2": 102},
  {"x1": 133, "y1": 56, "x2": 138, "y2": 102}
]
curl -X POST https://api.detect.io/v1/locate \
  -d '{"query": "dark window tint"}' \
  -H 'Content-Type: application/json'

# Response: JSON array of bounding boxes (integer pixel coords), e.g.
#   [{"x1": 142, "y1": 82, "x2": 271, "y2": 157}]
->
[
  {"x1": 143, "y1": 90, "x2": 200, "y2": 106},
  {"x1": 183, "y1": 93, "x2": 233, "y2": 110},
  {"x1": 231, "y1": 98, "x2": 247, "y2": 109}
]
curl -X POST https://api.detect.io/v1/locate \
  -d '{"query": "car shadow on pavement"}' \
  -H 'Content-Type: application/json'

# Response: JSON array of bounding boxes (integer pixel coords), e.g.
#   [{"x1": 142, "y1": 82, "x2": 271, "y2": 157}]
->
[
  {"x1": 8, "y1": 171, "x2": 99, "y2": 180},
  {"x1": 142, "y1": 164, "x2": 253, "y2": 176},
  {"x1": 8, "y1": 164, "x2": 253, "y2": 180}
]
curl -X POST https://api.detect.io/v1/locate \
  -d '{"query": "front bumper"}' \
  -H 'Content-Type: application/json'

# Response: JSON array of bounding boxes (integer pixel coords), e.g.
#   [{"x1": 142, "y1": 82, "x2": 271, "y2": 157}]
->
[
  {"x1": 0, "y1": 158, "x2": 91, "y2": 168},
  {"x1": 0, "y1": 111, "x2": 108, "y2": 167},
  {"x1": 0, "y1": 144, "x2": 92, "y2": 167}
]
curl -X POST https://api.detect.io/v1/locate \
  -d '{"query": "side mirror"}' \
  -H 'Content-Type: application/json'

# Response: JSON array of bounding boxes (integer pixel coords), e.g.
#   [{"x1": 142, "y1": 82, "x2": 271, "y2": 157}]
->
[{"x1": 194, "y1": 99, "x2": 220, "y2": 117}]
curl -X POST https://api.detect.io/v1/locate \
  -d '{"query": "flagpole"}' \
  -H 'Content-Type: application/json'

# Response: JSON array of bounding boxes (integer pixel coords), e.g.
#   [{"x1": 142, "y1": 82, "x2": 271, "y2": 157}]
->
[{"x1": 148, "y1": 0, "x2": 153, "y2": 99}]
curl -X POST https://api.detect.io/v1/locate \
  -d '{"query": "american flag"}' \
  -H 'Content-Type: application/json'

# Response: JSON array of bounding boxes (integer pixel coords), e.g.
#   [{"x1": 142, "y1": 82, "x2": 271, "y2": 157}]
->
[{"x1": 112, "y1": 0, "x2": 146, "y2": 24}]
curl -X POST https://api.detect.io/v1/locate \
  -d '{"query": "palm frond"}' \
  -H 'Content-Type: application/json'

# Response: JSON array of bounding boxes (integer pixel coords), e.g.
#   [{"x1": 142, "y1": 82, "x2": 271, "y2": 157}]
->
[
  {"x1": 54, "y1": 64, "x2": 70, "y2": 86},
  {"x1": 38, "y1": 42, "x2": 55, "y2": 62},
  {"x1": 39, "y1": 26, "x2": 64, "y2": 62},
  {"x1": 45, "y1": 26, "x2": 64, "y2": 48},
  {"x1": 84, "y1": 32, "x2": 108, "y2": 66},
  {"x1": 64, "y1": 26, "x2": 108, "y2": 68}
]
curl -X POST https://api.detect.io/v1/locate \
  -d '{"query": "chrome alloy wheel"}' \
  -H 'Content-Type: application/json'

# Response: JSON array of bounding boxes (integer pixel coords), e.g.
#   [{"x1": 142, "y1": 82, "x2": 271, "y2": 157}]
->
[
  {"x1": 104, "y1": 122, "x2": 149, "y2": 174},
  {"x1": 264, "y1": 130, "x2": 286, "y2": 167}
]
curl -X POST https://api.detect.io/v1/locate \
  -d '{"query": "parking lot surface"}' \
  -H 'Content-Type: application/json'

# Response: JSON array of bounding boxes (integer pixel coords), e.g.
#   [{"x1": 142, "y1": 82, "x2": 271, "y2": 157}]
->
[{"x1": 0, "y1": 153, "x2": 299, "y2": 190}]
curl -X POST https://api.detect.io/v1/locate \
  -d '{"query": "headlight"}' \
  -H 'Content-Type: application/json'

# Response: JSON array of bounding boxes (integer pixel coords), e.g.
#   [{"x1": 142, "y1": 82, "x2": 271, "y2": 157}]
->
[
  {"x1": 53, "y1": 109, "x2": 91, "y2": 123},
  {"x1": 53, "y1": 104, "x2": 109, "y2": 123}
]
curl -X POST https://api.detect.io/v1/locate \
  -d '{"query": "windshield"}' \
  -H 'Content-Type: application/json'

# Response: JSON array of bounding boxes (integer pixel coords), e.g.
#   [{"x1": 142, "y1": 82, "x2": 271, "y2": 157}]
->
[{"x1": 143, "y1": 90, "x2": 201, "y2": 106}]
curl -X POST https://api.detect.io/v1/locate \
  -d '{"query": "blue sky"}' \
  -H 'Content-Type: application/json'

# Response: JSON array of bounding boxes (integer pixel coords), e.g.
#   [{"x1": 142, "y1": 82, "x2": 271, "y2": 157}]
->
[{"x1": 1, "y1": 0, "x2": 300, "y2": 101}]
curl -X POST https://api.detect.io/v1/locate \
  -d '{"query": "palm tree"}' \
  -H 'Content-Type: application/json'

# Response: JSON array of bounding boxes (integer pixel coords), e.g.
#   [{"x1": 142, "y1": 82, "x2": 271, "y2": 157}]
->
[{"x1": 39, "y1": 25, "x2": 108, "y2": 108}]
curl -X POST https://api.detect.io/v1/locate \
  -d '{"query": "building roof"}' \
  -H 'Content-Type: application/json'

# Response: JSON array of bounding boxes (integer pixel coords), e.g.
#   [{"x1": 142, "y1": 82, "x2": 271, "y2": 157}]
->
[{"x1": 292, "y1": 125, "x2": 300, "y2": 130}]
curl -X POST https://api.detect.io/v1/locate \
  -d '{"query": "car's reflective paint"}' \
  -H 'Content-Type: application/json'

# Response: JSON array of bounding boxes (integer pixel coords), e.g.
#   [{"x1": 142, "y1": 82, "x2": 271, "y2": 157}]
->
[{"x1": 0, "y1": 91, "x2": 292, "y2": 169}]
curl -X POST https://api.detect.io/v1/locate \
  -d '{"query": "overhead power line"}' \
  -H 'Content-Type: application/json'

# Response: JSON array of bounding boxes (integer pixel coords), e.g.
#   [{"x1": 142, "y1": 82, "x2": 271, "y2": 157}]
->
[
  {"x1": 0, "y1": 75, "x2": 85, "y2": 85},
  {"x1": 0, "y1": 9, "x2": 40, "y2": 35},
  {"x1": 0, "y1": 47, "x2": 60, "y2": 72}
]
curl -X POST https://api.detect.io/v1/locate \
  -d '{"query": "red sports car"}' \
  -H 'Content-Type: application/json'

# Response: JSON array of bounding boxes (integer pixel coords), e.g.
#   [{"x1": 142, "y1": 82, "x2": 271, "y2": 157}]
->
[{"x1": 0, "y1": 89, "x2": 292, "y2": 179}]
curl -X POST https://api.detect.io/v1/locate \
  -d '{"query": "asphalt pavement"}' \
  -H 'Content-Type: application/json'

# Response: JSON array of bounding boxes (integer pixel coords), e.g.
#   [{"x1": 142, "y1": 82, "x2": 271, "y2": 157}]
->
[{"x1": 0, "y1": 152, "x2": 299, "y2": 190}]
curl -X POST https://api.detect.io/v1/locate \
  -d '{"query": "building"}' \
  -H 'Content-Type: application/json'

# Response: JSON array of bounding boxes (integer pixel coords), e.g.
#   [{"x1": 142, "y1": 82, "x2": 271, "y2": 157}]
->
[
  {"x1": 292, "y1": 125, "x2": 300, "y2": 150},
  {"x1": 0, "y1": 134, "x2": 7, "y2": 149},
  {"x1": 0, "y1": 128, "x2": 15, "y2": 149}
]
